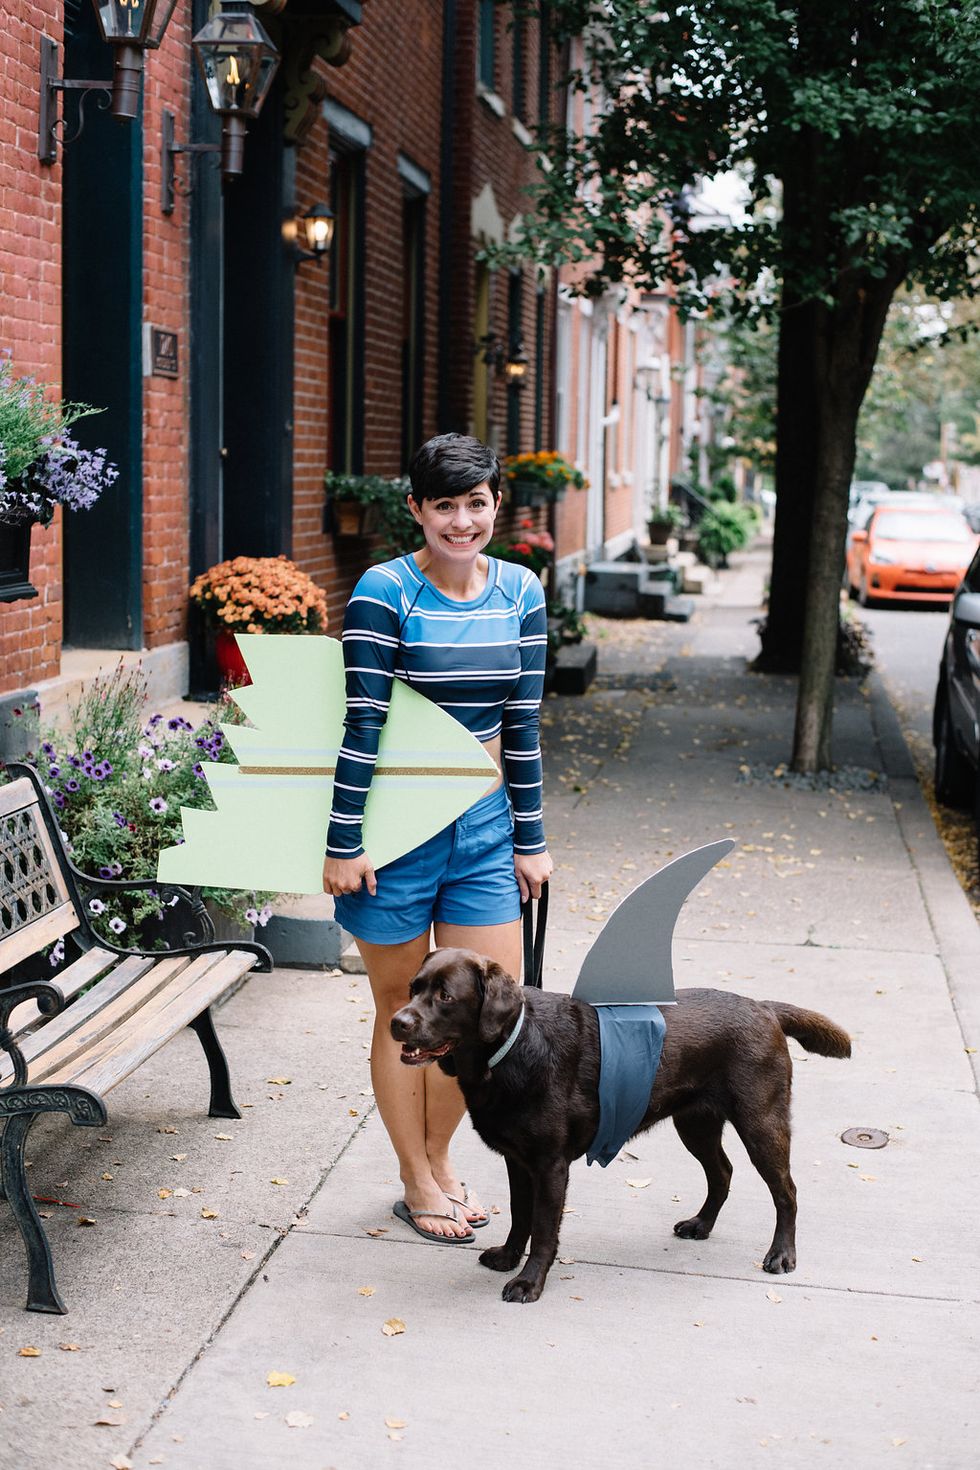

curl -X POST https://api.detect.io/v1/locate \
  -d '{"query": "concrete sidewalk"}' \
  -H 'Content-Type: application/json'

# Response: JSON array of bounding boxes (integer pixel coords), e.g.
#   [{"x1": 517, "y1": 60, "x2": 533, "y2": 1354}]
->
[{"x1": 2, "y1": 546, "x2": 977, "y2": 1470}]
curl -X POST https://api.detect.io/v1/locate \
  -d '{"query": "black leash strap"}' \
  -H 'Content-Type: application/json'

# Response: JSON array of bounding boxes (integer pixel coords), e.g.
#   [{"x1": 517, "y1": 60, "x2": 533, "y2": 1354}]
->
[{"x1": 521, "y1": 880, "x2": 549, "y2": 989}]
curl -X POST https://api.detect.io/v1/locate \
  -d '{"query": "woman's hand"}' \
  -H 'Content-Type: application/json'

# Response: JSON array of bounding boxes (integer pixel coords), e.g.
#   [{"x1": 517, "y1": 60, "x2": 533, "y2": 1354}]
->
[
  {"x1": 514, "y1": 849, "x2": 553, "y2": 904},
  {"x1": 322, "y1": 853, "x2": 377, "y2": 897}
]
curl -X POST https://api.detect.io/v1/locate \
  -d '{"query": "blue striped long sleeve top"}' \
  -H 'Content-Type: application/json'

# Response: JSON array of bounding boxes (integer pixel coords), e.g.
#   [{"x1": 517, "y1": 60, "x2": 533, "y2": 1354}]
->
[{"x1": 326, "y1": 554, "x2": 548, "y2": 860}]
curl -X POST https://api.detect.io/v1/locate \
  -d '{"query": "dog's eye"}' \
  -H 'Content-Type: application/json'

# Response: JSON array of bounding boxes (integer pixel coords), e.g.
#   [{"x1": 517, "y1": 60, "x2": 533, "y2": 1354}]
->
[{"x1": 438, "y1": 991, "x2": 455, "y2": 1006}]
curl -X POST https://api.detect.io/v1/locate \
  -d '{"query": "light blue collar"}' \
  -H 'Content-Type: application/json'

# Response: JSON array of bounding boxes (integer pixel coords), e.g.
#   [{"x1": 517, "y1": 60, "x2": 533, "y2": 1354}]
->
[{"x1": 487, "y1": 1004, "x2": 525, "y2": 1069}]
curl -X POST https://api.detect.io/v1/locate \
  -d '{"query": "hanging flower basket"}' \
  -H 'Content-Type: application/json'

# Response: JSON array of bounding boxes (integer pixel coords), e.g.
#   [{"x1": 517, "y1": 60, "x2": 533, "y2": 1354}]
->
[
  {"x1": 0, "y1": 522, "x2": 37, "y2": 603},
  {"x1": 508, "y1": 478, "x2": 552, "y2": 508},
  {"x1": 502, "y1": 452, "x2": 587, "y2": 507}
]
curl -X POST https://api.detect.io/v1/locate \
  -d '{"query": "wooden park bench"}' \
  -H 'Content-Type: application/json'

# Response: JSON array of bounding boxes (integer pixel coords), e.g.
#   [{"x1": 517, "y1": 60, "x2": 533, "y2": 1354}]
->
[{"x1": 0, "y1": 764, "x2": 272, "y2": 1314}]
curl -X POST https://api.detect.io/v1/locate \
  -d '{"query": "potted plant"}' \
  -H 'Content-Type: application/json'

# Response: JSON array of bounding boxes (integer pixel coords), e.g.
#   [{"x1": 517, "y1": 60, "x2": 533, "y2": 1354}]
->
[
  {"x1": 13, "y1": 663, "x2": 275, "y2": 947},
  {"x1": 697, "y1": 502, "x2": 757, "y2": 568},
  {"x1": 646, "y1": 502, "x2": 685, "y2": 545},
  {"x1": 324, "y1": 470, "x2": 418, "y2": 542},
  {"x1": 486, "y1": 524, "x2": 555, "y2": 580},
  {"x1": 502, "y1": 451, "x2": 588, "y2": 507},
  {"x1": 0, "y1": 354, "x2": 118, "y2": 601},
  {"x1": 188, "y1": 554, "x2": 328, "y2": 684}
]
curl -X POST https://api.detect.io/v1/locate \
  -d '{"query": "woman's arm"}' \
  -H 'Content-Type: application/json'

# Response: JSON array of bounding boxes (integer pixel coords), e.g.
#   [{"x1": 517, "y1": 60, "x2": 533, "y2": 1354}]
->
[
  {"x1": 501, "y1": 570, "x2": 551, "y2": 899},
  {"x1": 323, "y1": 569, "x2": 401, "y2": 893}
]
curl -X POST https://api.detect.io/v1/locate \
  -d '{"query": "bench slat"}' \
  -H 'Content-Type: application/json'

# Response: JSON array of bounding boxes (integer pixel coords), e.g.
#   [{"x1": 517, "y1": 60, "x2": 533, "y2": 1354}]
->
[
  {"x1": 0, "y1": 904, "x2": 80, "y2": 974},
  {"x1": 0, "y1": 954, "x2": 170, "y2": 1087},
  {"x1": 5, "y1": 947, "x2": 121, "y2": 1035},
  {"x1": 65, "y1": 949, "x2": 259, "y2": 1097},
  {"x1": 36, "y1": 950, "x2": 228, "y2": 1089}
]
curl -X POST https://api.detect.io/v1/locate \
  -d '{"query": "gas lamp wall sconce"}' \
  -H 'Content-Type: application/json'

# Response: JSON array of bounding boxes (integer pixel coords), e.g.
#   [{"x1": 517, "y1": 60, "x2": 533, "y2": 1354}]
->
[
  {"x1": 39, "y1": 0, "x2": 179, "y2": 164},
  {"x1": 476, "y1": 332, "x2": 529, "y2": 388},
  {"x1": 161, "y1": 2, "x2": 280, "y2": 213},
  {"x1": 282, "y1": 203, "x2": 335, "y2": 264}
]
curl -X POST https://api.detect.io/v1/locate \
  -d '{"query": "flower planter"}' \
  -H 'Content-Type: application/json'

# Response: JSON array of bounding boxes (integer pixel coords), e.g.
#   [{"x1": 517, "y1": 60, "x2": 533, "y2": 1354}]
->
[
  {"x1": 508, "y1": 478, "x2": 552, "y2": 508},
  {"x1": 647, "y1": 521, "x2": 675, "y2": 546},
  {"x1": 215, "y1": 629, "x2": 253, "y2": 686},
  {"x1": 0, "y1": 522, "x2": 38, "y2": 603},
  {"x1": 329, "y1": 497, "x2": 381, "y2": 537}
]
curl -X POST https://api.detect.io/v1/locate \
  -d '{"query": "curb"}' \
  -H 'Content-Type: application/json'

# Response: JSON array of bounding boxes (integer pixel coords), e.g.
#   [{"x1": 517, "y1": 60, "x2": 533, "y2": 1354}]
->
[{"x1": 868, "y1": 670, "x2": 980, "y2": 1092}]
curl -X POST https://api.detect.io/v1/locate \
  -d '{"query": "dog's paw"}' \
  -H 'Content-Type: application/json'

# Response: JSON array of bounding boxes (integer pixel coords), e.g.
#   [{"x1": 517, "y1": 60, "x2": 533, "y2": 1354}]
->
[
  {"x1": 479, "y1": 1245, "x2": 524, "y2": 1273},
  {"x1": 673, "y1": 1215, "x2": 712, "y2": 1240},
  {"x1": 502, "y1": 1274, "x2": 544, "y2": 1304},
  {"x1": 763, "y1": 1244, "x2": 796, "y2": 1273}
]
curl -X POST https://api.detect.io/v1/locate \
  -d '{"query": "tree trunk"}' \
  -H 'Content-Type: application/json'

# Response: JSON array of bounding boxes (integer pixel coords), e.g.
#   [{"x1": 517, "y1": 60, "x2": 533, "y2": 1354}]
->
[
  {"x1": 758, "y1": 296, "x2": 820, "y2": 671},
  {"x1": 790, "y1": 273, "x2": 904, "y2": 772}
]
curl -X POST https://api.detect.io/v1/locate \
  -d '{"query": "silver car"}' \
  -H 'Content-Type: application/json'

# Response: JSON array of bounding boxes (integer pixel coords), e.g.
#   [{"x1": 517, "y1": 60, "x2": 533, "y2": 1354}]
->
[{"x1": 933, "y1": 547, "x2": 980, "y2": 834}]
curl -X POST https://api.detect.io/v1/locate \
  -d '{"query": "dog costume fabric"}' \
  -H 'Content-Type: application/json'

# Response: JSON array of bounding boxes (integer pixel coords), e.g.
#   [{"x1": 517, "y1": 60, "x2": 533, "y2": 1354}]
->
[{"x1": 586, "y1": 1003, "x2": 667, "y2": 1167}]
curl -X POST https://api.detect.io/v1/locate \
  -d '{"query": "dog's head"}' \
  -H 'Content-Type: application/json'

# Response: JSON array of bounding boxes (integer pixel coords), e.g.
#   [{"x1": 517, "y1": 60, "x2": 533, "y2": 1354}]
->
[{"x1": 390, "y1": 947, "x2": 522, "y2": 1074}]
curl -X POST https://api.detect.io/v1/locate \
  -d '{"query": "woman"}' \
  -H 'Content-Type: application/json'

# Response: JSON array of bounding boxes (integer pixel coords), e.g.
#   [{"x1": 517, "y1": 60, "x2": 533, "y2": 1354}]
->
[{"x1": 322, "y1": 433, "x2": 553, "y2": 1242}]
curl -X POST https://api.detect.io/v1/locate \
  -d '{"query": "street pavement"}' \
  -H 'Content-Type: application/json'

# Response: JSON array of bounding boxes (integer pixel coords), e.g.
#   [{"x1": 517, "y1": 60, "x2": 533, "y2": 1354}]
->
[{"x1": 2, "y1": 545, "x2": 978, "y2": 1470}]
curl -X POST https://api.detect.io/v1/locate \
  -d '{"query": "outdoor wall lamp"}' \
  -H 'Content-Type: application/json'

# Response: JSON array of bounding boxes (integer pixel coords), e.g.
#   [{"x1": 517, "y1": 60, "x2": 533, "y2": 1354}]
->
[
  {"x1": 476, "y1": 333, "x2": 529, "y2": 385},
  {"x1": 161, "y1": 3, "x2": 281, "y2": 212},
  {"x1": 282, "y1": 203, "x2": 335, "y2": 262},
  {"x1": 39, "y1": 0, "x2": 179, "y2": 163}
]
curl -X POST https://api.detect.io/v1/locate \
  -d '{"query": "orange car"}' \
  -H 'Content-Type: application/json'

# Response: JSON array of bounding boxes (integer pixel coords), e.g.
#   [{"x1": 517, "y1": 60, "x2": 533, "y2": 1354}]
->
[{"x1": 845, "y1": 504, "x2": 978, "y2": 607}]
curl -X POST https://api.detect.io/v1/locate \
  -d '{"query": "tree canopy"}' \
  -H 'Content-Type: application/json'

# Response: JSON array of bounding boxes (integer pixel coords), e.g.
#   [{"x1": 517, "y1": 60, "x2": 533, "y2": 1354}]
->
[{"x1": 517, "y1": 0, "x2": 980, "y2": 768}]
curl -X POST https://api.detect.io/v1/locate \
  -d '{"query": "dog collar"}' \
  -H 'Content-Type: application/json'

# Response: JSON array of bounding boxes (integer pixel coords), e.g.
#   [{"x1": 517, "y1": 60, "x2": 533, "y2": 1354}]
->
[{"x1": 487, "y1": 1004, "x2": 525, "y2": 1069}]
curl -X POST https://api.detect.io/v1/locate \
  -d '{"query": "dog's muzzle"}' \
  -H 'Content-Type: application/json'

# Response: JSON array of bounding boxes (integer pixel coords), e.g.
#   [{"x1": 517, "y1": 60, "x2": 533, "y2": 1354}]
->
[{"x1": 390, "y1": 1006, "x2": 454, "y2": 1066}]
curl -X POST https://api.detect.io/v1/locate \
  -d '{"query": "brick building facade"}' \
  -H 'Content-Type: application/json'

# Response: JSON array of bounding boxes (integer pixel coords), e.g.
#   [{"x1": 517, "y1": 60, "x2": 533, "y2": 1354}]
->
[{"x1": 0, "y1": 2, "x2": 697, "y2": 720}]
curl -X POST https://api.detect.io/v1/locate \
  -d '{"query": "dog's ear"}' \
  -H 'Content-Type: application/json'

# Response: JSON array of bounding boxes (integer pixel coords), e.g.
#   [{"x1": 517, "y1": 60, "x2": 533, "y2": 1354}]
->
[{"x1": 477, "y1": 958, "x2": 521, "y2": 1048}]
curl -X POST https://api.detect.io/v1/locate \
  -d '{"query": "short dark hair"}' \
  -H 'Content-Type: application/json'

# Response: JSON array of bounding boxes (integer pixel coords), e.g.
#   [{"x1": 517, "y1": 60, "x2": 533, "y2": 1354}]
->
[{"x1": 409, "y1": 433, "x2": 500, "y2": 502}]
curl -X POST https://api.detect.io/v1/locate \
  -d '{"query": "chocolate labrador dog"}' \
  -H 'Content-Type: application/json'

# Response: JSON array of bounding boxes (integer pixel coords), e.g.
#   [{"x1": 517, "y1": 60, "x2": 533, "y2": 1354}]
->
[{"x1": 391, "y1": 948, "x2": 850, "y2": 1303}]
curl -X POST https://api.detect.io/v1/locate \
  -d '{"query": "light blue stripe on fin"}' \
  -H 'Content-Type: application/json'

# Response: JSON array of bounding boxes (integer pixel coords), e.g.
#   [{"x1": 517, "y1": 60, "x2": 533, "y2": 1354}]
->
[{"x1": 571, "y1": 839, "x2": 736, "y2": 1007}]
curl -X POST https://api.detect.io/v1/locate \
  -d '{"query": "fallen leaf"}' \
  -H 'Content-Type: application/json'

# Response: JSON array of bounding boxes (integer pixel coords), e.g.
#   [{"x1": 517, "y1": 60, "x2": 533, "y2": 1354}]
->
[
  {"x1": 266, "y1": 1077, "x2": 292, "y2": 1085},
  {"x1": 766, "y1": 1289, "x2": 782, "y2": 1304},
  {"x1": 285, "y1": 1411, "x2": 315, "y2": 1428},
  {"x1": 109, "y1": 1456, "x2": 132, "y2": 1470},
  {"x1": 891, "y1": 1438, "x2": 907, "y2": 1448},
  {"x1": 558, "y1": 1257, "x2": 575, "y2": 1265},
  {"x1": 267, "y1": 1371, "x2": 296, "y2": 1387},
  {"x1": 965, "y1": 1047, "x2": 977, "y2": 1055},
  {"x1": 108, "y1": 1399, "x2": 123, "y2": 1408},
  {"x1": 242, "y1": 1250, "x2": 256, "y2": 1261},
  {"x1": 59, "y1": 1342, "x2": 80, "y2": 1352},
  {"x1": 18, "y1": 1346, "x2": 41, "y2": 1357},
  {"x1": 911, "y1": 1256, "x2": 923, "y2": 1263},
  {"x1": 365, "y1": 1228, "x2": 388, "y2": 1238},
  {"x1": 270, "y1": 1178, "x2": 289, "y2": 1186},
  {"x1": 254, "y1": 1411, "x2": 270, "y2": 1420},
  {"x1": 94, "y1": 1412, "x2": 125, "y2": 1426},
  {"x1": 101, "y1": 1172, "x2": 113, "y2": 1181},
  {"x1": 172, "y1": 1153, "x2": 187, "y2": 1162},
  {"x1": 357, "y1": 1286, "x2": 376, "y2": 1296},
  {"x1": 214, "y1": 1133, "x2": 234, "y2": 1142},
  {"x1": 382, "y1": 1318, "x2": 406, "y2": 1337},
  {"x1": 173, "y1": 1188, "x2": 190, "y2": 1198},
  {"x1": 625, "y1": 1177, "x2": 652, "y2": 1189},
  {"x1": 384, "y1": 1416, "x2": 408, "y2": 1429},
  {"x1": 388, "y1": 1432, "x2": 404, "y2": 1442},
  {"x1": 338, "y1": 1411, "x2": 350, "y2": 1420},
  {"x1": 158, "y1": 1189, "x2": 173, "y2": 1200},
  {"x1": 692, "y1": 1321, "x2": 705, "y2": 1328},
  {"x1": 348, "y1": 1109, "x2": 359, "y2": 1117},
  {"x1": 157, "y1": 1126, "x2": 179, "y2": 1135},
  {"x1": 201, "y1": 1208, "x2": 219, "y2": 1220},
  {"x1": 77, "y1": 1216, "x2": 97, "y2": 1227}
]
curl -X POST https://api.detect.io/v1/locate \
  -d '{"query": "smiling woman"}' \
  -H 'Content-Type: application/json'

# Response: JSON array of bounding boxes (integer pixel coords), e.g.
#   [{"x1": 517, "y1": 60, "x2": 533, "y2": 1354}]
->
[{"x1": 321, "y1": 433, "x2": 553, "y2": 1243}]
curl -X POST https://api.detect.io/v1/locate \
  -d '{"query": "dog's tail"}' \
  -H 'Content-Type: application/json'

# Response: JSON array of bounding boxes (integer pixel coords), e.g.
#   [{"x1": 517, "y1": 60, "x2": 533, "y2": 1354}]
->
[{"x1": 765, "y1": 1001, "x2": 851, "y2": 1058}]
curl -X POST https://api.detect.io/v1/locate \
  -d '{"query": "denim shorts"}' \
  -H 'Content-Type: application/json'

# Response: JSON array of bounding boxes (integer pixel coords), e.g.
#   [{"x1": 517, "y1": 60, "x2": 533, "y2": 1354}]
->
[{"x1": 333, "y1": 784, "x2": 521, "y2": 945}]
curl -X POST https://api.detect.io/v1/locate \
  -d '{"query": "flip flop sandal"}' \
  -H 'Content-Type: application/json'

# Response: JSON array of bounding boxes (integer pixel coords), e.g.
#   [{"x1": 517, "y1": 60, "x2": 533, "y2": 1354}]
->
[
  {"x1": 392, "y1": 1198, "x2": 475, "y2": 1244},
  {"x1": 445, "y1": 1183, "x2": 489, "y2": 1229}
]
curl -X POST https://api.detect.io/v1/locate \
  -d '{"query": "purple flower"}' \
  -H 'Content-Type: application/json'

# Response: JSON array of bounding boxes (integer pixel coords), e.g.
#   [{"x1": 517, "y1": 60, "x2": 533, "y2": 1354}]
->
[
  {"x1": 49, "y1": 937, "x2": 65, "y2": 968},
  {"x1": 67, "y1": 754, "x2": 81, "y2": 769},
  {"x1": 53, "y1": 792, "x2": 66, "y2": 809},
  {"x1": 93, "y1": 761, "x2": 112, "y2": 780},
  {"x1": 65, "y1": 778, "x2": 80, "y2": 793},
  {"x1": 41, "y1": 741, "x2": 56, "y2": 757},
  {"x1": 12, "y1": 436, "x2": 119, "y2": 522},
  {"x1": 244, "y1": 908, "x2": 259, "y2": 926},
  {"x1": 99, "y1": 866, "x2": 115, "y2": 879},
  {"x1": 89, "y1": 898, "x2": 106, "y2": 915},
  {"x1": 48, "y1": 763, "x2": 60, "y2": 778},
  {"x1": 108, "y1": 916, "x2": 127, "y2": 935},
  {"x1": 193, "y1": 762, "x2": 206, "y2": 779},
  {"x1": 149, "y1": 796, "x2": 168, "y2": 814},
  {"x1": 113, "y1": 811, "x2": 127, "y2": 827},
  {"x1": 148, "y1": 714, "x2": 163, "y2": 727},
  {"x1": 156, "y1": 757, "x2": 175, "y2": 772},
  {"x1": 168, "y1": 716, "x2": 194, "y2": 732}
]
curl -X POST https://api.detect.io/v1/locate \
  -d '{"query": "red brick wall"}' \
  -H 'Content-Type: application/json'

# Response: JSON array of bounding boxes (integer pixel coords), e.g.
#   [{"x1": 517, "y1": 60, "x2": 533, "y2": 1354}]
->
[
  {"x1": 141, "y1": 8, "x2": 193, "y2": 650},
  {"x1": 0, "y1": 1, "x2": 65, "y2": 694}
]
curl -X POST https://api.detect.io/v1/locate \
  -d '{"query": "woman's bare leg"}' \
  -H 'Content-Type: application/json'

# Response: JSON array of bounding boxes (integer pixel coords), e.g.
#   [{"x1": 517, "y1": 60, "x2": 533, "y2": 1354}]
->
[
  {"x1": 356, "y1": 932, "x2": 472, "y2": 1239},
  {"x1": 428, "y1": 919, "x2": 523, "y2": 1222}
]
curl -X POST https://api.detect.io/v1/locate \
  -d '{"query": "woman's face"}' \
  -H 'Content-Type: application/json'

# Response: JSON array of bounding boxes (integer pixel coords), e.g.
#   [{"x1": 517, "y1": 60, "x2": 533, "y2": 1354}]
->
[{"x1": 409, "y1": 481, "x2": 499, "y2": 561}]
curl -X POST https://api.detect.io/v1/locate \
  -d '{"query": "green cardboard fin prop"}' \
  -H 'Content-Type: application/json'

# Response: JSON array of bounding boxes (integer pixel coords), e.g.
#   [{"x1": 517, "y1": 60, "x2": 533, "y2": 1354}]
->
[
  {"x1": 571, "y1": 839, "x2": 736, "y2": 1007},
  {"x1": 157, "y1": 634, "x2": 499, "y2": 894}
]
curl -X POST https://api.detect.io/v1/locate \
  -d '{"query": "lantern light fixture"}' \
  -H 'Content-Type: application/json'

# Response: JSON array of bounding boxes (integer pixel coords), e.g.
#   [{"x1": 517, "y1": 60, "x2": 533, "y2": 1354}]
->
[
  {"x1": 476, "y1": 332, "x2": 530, "y2": 387},
  {"x1": 39, "y1": 0, "x2": 180, "y2": 161},
  {"x1": 282, "y1": 203, "x2": 336, "y2": 263}
]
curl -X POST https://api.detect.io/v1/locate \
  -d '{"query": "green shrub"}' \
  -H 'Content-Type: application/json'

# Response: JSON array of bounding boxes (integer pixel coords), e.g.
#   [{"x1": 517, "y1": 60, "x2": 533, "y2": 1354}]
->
[{"x1": 698, "y1": 503, "x2": 755, "y2": 564}]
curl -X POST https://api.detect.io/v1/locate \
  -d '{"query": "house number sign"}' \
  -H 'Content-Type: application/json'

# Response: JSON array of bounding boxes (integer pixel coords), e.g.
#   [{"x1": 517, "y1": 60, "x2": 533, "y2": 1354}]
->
[{"x1": 143, "y1": 326, "x2": 179, "y2": 379}]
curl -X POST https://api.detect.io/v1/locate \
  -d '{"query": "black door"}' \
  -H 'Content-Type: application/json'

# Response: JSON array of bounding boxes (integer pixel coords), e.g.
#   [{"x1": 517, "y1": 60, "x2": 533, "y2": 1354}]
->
[{"x1": 61, "y1": 0, "x2": 143, "y2": 648}]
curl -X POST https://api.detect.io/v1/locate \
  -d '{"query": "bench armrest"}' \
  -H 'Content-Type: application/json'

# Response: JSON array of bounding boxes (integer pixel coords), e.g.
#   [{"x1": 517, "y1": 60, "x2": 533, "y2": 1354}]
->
[{"x1": 0, "y1": 982, "x2": 64, "y2": 1086}]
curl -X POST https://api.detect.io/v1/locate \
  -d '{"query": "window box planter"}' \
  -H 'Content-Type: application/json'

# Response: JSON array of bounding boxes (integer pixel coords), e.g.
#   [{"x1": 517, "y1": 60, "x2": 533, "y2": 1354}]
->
[
  {"x1": 0, "y1": 522, "x2": 38, "y2": 603},
  {"x1": 326, "y1": 496, "x2": 382, "y2": 538}
]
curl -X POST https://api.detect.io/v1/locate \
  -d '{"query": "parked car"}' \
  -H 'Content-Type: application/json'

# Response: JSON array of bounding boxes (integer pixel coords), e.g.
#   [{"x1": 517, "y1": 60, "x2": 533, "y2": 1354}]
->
[
  {"x1": 844, "y1": 503, "x2": 978, "y2": 607},
  {"x1": 933, "y1": 550, "x2": 980, "y2": 856}
]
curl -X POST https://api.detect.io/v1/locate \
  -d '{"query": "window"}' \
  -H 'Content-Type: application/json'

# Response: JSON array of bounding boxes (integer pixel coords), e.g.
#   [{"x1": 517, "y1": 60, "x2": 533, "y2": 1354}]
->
[
  {"x1": 478, "y1": 0, "x2": 495, "y2": 88},
  {"x1": 327, "y1": 147, "x2": 365, "y2": 473},
  {"x1": 512, "y1": 7, "x2": 526, "y2": 122},
  {"x1": 538, "y1": 1, "x2": 552, "y2": 128},
  {"x1": 401, "y1": 190, "x2": 426, "y2": 471}
]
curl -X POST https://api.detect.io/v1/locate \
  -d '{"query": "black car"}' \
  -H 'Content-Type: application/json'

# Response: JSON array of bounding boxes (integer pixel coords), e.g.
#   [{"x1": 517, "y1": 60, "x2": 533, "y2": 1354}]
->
[{"x1": 933, "y1": 547, "x2": 980, "y2": 843}]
